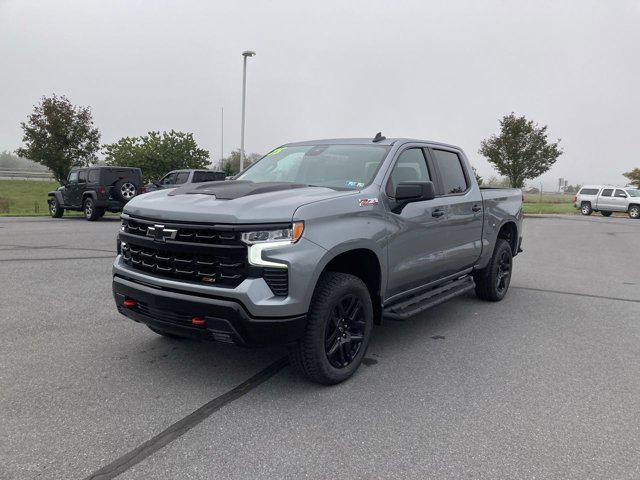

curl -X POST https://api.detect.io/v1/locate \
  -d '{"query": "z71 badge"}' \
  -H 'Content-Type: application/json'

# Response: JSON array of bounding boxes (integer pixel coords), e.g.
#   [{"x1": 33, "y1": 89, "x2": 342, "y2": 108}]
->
[{"x1": 358, "y1": 198, "x2": 379, "y2": 207}]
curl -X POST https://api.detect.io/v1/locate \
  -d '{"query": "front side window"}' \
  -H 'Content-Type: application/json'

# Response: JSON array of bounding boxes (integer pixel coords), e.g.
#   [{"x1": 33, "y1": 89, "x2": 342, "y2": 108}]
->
[
  {"x1": 615, "y1": 189, "x2": 627, "y2": 198},
  {"x1": 77, "y1": 170, "x2": 87, "y2": 183},
  {"x1": 432, "y1": 149, "x2": 468, "y2": 194},
  {"x1": 601, "y1": 189, "x2": 613, "y2": 197},
  {"x1": 175, "y1": 172, "x2": 190, "y2": 184},
  {"x1": 68, "y1": 171, "x2": 78, "y2": 183},
  {"x1": 387, "y1": 148, "x2": 430, "y2": 196},
  {"x1": 237, "y1": 144, "x2": 390, "y2": 190},
  {"x1": 161, "y1": 173, "x2": 177, "y2": 185}
]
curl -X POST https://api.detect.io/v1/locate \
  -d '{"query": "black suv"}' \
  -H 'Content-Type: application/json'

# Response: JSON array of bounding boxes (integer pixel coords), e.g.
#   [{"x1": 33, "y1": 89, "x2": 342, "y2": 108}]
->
[{"x1": 48, "y1": 166, "x2": 144, "y2": 221}]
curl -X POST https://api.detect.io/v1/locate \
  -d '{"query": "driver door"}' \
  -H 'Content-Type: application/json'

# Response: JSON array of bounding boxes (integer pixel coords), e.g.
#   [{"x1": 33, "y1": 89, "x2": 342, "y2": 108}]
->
[
  {"x1": 63, "y1": 171, "x2": 80, "y2": 206},
  {"x1": 385, "y1": 146, "x2": 452, "y2": 298}
]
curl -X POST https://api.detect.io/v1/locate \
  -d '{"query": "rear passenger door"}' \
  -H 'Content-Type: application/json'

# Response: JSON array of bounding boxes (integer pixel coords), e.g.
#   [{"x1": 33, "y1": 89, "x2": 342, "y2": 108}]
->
[
  {"x1": 428, "y1": 147, "x2": 483, "y2": 274},
  {"x1": 597, "y1": 188, "x2": 614, "y2": 210}
]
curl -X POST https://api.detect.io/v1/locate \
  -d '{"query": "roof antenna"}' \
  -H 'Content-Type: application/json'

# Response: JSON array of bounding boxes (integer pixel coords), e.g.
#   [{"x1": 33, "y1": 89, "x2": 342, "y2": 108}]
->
[{"x1": 372, "y1": 132, "x2": 386, "y2": 143}]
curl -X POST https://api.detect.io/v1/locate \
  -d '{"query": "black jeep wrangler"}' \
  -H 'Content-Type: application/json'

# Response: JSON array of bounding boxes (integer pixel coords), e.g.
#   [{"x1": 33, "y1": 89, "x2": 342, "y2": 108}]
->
[{"x1": 48, "y1": 166, "x2": 144, "y2": 221}]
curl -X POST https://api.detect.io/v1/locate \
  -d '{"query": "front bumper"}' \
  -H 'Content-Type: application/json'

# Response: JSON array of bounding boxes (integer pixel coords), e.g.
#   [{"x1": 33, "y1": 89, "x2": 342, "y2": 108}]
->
[{"x1": 113, "y1": 275, "x2": 306, "y2": 346}]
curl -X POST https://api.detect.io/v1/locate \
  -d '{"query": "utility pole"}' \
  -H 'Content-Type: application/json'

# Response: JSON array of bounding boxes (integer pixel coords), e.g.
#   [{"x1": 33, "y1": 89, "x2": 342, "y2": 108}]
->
[
  {"x1": 220, "y1": 107, "x2": 224, "y2": 171},
  {"x1": 240, "y1": 50, "x2": 256, "y2": 172}
]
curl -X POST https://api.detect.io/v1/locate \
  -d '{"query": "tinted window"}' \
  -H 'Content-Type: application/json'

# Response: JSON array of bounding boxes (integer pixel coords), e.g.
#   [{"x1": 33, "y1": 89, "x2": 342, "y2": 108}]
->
[
  {"x1": 601, "y1": 189, "x2": 613, "y2": 197},
  {"x1": 175, "y1": 172, "x2": 190, "y2": 184},
  {"x1": 77, "y1": 170, "x2": 87, "y2": 182},
  {"x1": 192, "y1": 171, "x2": 206, "y2": 183},
  {"x1": 388, "y1": 149, "x2": 430, "y2": 195},
  {"x1": 68, "y1": 171, "x2": 78, "y2": 182},
  {"x1": 88, "y1": 169, "x2": 99, "y2": 183},
  {"x1": 432, "y1": 149, "x2": 468, "y2": 194},
  {"x1": 579, "y1": 188, "x2": 599, "y2": 195},
  {"x1": 615, "y1": 189, "x2": 627, "y2": 198}
]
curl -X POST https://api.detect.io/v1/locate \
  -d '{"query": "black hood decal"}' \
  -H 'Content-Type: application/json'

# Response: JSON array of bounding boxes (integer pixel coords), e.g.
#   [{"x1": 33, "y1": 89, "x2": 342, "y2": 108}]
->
[{"x1": 168, "y1": 180, "x2": 307, "y2": 200}]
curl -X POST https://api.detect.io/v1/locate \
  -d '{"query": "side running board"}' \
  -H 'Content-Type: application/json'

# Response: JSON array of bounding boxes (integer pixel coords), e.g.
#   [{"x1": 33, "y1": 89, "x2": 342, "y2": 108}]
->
[{"x1": 383, "y1": 275, "x2": 475, "y2": 320}]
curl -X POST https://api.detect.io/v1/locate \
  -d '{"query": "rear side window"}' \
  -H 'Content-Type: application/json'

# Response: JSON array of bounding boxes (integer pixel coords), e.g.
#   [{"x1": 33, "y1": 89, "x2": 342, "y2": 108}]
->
[
  {"x1": 432, "y1": 149, "x2": 468, "y2": 194},
  {"x1": 387, "y1": 148, "x2": 430, "y2": 196},
  {"x1": 601, "y1": 189, "x2": 613, "y2": 197},
  {"x1": 579, "y1": 188, "x2": 599, "y2": 195},
  {"x1": 192, "y1": 171, "x2": 206, "y2": 183},
  {"x1": 88, "y1": 170, "x2": 99, "y2": 183},
  {"x1": 175, "y1": 172, "x2": 190, "y2": 184}
]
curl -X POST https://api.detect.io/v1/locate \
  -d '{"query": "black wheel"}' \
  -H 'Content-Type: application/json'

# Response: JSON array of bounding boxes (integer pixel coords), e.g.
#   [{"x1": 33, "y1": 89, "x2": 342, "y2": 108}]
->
[
  {"x1": 629, "y1": 205, "x2": 640, "y2": 219},
  {"x1": 580, "y1": 202, "x2": 593, "y2": 216},
  {"x1": 48, "y1": 197, "x2": 64, "y2": 218},
  {"x1": 474, "y1": 239, "x2": 513, "y2": 302},
  {"x1": 601, "y1": 211, "x2": 612, "y2": 217},
  {"x1": 147, "y1": 326, "x2": 184, "y2": 339},
  {"x1": 289, "y1": 272, "x2": 373, "y2": 385},
  {"x1": 114, "y1": 179, "x2": 138, "y2": 202},
  {"x1": 83, "y1": 198, "x2": 101, "y2": 221}
]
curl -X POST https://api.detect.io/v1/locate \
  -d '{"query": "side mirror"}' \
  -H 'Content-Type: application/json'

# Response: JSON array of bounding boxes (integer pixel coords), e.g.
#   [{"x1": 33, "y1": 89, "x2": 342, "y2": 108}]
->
[{"x1": 392, "y1": 181, "x2": 436, "y2": 213}]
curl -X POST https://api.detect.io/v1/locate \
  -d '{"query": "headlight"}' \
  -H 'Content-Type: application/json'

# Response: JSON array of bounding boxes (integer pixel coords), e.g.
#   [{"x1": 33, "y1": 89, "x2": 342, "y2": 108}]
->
[
  {"x1": 241, "y1": 222, "x2": 304, "y2": 245},
  {"x1": 242, "y1": 222, "x2": 304, "y2": 268}
]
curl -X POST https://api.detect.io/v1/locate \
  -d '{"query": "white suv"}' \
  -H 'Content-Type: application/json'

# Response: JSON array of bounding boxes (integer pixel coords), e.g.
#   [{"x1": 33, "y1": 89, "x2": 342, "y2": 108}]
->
[{"x1": 574, "y1": 185, "x2": 640, "y2": 219}]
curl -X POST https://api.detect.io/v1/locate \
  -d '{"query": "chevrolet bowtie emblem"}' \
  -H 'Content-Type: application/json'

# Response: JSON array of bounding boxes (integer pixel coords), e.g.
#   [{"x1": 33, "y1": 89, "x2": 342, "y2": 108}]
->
[{"x1": 146, "y1": 224, "x2": 178, "y2": 242}]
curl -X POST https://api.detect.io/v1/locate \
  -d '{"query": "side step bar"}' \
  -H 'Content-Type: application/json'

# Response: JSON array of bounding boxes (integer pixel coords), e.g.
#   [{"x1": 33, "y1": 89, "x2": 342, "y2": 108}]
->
[{"x1": 383, "y1": 275, "x2": 475, "y2": 320}]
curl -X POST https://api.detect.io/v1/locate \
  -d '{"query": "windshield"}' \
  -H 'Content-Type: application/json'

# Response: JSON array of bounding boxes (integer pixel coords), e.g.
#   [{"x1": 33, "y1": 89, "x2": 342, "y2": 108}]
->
[
  {"x1": 626, "y1": 189, "x2": 640, "y2": 197},
  {"x1": 236, "y1": 144, "x2": 390, "y2": 190}
]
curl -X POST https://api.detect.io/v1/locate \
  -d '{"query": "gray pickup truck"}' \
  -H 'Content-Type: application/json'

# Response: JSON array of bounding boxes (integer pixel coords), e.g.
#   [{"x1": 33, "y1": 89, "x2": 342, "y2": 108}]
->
[{"x1": 113, "y1": 136, "x2": 523, "y2": 384}]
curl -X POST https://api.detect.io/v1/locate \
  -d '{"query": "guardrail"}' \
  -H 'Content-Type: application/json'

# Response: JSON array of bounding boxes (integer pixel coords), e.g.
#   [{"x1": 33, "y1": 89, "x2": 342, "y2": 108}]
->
[{"x1": 0, "y1": 169, "x2": 55, "y2": 181}]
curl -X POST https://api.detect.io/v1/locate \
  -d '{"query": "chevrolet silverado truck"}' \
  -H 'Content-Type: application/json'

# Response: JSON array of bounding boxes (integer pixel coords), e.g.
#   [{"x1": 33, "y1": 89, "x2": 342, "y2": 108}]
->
[{"x1": 113, "y1": 136, "x2": 523, "y2": 384}]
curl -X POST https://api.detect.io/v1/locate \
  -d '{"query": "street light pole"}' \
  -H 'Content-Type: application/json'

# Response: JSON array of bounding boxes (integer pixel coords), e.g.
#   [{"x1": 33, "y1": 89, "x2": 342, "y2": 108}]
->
[
  {"x1": 220, "y1": 107, "x2": 224, "y2": 170},
  {"x1": 240, "y1": 50, "x2": 256, "y2": 173}
]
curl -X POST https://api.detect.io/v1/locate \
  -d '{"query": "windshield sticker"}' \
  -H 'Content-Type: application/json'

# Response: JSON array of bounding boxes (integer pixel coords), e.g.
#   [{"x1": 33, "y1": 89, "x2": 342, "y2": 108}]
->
[
  {"x1": 358, "y1": 198, "x2": 379, "y2": 207},
  {"x1": 346, "y1": 181, "x2": 366, "y2": 189},
  {"x1": 267, "y1": 147, "x2": 287, "y2": 156}
]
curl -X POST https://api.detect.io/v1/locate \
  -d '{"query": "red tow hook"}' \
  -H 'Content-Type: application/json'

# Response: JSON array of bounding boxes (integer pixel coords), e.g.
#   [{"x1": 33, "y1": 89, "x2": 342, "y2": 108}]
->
[
  {"x1": 123, "y1": 299, "x2": 137, "y2": 308},
  {"x1": 191, "y1": 317, "x2": 206, "y2": 326}
]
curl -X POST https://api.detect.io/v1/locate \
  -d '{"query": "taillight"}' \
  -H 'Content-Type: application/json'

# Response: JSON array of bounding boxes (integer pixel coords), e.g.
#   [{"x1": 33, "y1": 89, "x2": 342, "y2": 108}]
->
[
  {"x1": 139, "y1": 186, "x2": 146, "y2": 194},
  {"x1": 98, "y1": 185, "x2": 106, "y2": 194}
]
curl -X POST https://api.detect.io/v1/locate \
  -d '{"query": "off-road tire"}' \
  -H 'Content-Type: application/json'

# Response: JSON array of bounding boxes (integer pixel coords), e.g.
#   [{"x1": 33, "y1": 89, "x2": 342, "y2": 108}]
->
[
  {"x1": 629, "y1": 205, "x2": 640, "y2": 219},
  {"x1": 83, "y1": 198, "x2": 101, "y2": 221},
  {"x1": 601, "y1": 211, "x2": 612, "y2": 217},
  {"x1": 289, "y1": 272, "x2": 373, "y2": 385},
  {"x1": 147, "y1": 326, "x2": 184, "y2": 340},
  {"x1": 580, "y1": 202, "x2": 593, "y2": 216},
  {"x1": 48, "y1": 197, "x2": 64, "y2": 218},
  {"x1": 473, "y1": 239, "x2": 513, "y2": 302}
]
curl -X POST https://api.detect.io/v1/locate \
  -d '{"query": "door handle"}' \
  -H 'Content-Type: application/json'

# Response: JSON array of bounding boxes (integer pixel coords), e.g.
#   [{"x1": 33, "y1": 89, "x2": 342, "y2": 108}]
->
[
  {"x1": 472, "y1": 204, "x2": 482, "y2": 212},
  {"x1": 432, "y1": 209, "x2": 445, "y2": 218}
]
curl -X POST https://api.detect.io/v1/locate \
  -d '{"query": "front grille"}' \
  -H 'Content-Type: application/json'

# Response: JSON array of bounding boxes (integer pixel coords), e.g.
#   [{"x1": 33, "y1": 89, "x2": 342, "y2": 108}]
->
[
  {"x1": 263, "y1": 268, "x2": 288, "y2": 296},
  {"x1": 124, "y1": 218, "x2": 240, "y2": 245},
  {"x1": 120, "y1": 216, "x2": 289, "y2": 295}
]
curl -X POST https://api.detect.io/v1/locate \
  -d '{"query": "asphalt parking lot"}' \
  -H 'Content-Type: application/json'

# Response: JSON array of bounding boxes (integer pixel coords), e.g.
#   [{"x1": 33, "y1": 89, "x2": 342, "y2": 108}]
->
[{"x1": 1, "y1": 214, "x2": 639, "y2": 479}]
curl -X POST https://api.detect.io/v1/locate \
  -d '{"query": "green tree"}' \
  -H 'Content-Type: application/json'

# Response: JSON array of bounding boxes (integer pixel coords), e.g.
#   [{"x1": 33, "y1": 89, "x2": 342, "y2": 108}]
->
[
  {"x1": 479, "y1": 113, "x2": 562, "y2": 188},
  {"x1": 103, "y1": 130, "x2": 210, "y2": 181},
  {"x1": 623, "y1": 168, "x2": 640, "y2": 188},
  {"x1": 220, "y1": 149, "x2": 262, "y2": 176},
  {"x1": 16, "y1": 95, "x2": 101, "y2": 182}
]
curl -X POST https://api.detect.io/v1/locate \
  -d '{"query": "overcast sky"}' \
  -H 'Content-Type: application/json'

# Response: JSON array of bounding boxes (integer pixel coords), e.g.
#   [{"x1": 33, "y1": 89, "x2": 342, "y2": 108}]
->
[{"x1": 1, "y1": 0, "x2": 639, "y2": 189}]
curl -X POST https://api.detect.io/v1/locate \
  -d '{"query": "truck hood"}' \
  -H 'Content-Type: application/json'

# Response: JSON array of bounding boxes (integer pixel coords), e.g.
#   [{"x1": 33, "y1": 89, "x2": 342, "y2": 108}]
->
[{"x1": 123, "y1": 181, "x2": 355, "y2": 223}]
